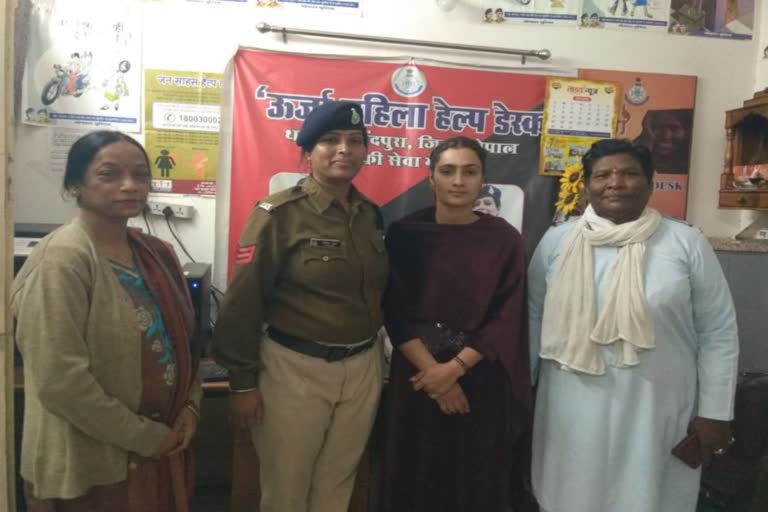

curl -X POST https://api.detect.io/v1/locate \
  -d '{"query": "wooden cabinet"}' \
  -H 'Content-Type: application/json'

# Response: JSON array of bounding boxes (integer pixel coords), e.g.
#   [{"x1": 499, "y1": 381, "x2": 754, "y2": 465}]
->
[
  {"x1": 719, "y1": 190, "x2": 768, "y2": 209},
  {"x1": 720, "y1": 91, "x2": 768, "y2": 210}
]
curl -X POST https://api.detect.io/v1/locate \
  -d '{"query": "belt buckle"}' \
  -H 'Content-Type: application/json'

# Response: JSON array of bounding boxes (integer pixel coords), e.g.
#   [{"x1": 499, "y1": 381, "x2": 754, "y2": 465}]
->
[{"x1": 324, "y1": 345, "x2": 353, "y2": 362}]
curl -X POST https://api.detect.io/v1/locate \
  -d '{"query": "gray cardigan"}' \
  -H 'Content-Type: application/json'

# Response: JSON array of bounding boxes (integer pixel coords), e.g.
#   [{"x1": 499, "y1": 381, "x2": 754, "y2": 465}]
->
[{"x1": 11, "y1": 217, "x2": 203, "y2": 499}]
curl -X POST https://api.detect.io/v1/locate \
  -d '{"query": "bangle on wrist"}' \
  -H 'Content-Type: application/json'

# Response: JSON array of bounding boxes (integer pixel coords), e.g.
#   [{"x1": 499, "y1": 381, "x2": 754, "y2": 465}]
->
[
  {"x1": 229, "y1": 386, "x2": 258, "y2": 394},
  {"x1": 453, "y1": 355, "x2": 468, "y2": 374},
  {"x1": 184, "y1": 400, "x2": 200, "y2": 420}
]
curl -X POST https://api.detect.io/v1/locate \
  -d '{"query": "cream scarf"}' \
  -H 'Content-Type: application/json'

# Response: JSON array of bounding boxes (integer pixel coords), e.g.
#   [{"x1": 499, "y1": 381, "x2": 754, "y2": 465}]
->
[{"x1": 540, "y1": 205, "x2": 662, "y2": 375}]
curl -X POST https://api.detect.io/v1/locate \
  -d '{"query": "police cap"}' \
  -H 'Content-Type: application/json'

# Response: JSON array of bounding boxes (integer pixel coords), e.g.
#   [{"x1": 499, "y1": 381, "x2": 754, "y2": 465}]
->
[
  {"x1": 478, "y1": 184, "x2": 502, "y2": 208},
  {"x1": 296, "y1": 100, "x2": 368, "y2": 151}
]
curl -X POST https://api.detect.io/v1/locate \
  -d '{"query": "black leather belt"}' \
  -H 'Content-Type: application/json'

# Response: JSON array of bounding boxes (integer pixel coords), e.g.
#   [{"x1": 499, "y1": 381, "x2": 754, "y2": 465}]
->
[{"x1": 266, "y1": 326, "x2": 376, "y2": 362}]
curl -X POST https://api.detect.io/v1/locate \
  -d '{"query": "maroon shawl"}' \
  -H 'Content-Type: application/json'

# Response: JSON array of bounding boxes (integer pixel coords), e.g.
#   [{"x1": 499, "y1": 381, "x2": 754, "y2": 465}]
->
[{"x1": 383, "y1": 208, "x2": 531, "y2": 411}]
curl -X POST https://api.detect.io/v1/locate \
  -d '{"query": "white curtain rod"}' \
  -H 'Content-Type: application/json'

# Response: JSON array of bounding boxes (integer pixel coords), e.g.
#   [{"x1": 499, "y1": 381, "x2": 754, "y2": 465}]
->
[{"x1": 256, "y1": 22, "x2": 552, "y2": 65}]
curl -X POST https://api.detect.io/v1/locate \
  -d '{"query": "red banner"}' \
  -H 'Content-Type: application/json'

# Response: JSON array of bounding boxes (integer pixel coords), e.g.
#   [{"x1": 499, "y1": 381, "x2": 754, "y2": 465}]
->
[{"x1": 229, "y1": 50, "x2": 557, "y2": 276}]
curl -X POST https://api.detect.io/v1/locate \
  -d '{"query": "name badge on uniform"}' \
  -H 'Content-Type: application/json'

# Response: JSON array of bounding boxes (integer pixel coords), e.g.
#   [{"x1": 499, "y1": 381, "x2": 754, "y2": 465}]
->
[{"x1": 309, "y1": 238, "x2": 342, "y2": 248}]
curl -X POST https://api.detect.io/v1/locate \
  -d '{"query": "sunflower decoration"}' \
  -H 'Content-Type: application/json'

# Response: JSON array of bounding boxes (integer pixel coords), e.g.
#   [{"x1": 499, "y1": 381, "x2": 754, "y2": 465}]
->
[{"x1": 555, "y1": 162, "x2": 585, "y2": 217}]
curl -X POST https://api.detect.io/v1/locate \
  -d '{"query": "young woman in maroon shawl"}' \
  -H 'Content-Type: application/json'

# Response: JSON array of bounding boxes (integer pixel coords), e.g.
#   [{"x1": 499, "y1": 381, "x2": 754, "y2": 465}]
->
[
  {"x1": 381, "y1": 136, "x2": 531, "y2": 512},
  {"x1": 13, "y1": 131, "x2": 202, "y2": 512}
]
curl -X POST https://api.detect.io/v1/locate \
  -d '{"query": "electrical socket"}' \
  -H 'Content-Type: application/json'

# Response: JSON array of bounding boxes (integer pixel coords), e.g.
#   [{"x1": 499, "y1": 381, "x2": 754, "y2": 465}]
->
[{"x1": 146, "y1": 200, "x2": 195, "y2": 219}]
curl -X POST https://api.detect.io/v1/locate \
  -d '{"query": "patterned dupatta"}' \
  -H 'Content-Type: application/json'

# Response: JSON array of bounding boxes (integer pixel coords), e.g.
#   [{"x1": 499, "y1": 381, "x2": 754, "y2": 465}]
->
[{"x1": 128, "y1": 229, "x2": 198, "y2": 512}]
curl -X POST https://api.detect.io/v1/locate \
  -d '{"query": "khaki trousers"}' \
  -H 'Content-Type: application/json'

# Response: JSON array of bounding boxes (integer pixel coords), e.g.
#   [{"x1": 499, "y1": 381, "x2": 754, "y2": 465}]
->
[{"x1": 252, "y1": 336, "x2": 384, "y2": 512}]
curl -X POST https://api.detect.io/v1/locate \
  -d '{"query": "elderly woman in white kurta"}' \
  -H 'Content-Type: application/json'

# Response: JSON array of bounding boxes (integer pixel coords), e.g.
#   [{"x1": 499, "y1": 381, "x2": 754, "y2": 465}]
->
[{"x1": 528, "y1": 138, "x2": 739, "y2": 512}]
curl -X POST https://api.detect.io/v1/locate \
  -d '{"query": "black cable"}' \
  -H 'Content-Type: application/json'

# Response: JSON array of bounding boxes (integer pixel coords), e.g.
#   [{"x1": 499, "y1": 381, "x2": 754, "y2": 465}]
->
[
  {"x1": 209, "y1": 285, "x2": 224, "y2": 328},
  {"x1": 142, "y1": 209, "x2": 152, "y2": 235},
  {"x1": 209, "y1": 290, "x2": 220, "y2": 328},
  {"x1": 163, "y1": 212, "x2": 195, "y2": 263},
  {"x1": 210, "y1": 290, "x2": 221, "y2": 308}
]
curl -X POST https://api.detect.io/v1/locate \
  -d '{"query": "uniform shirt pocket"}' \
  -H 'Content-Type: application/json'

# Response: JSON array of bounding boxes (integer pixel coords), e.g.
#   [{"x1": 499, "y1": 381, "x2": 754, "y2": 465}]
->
[
  {"x1": 299, "y1": 245, "x2": 351, "y2": 289},
  {"x1": 302, "y1": 244, "x2": 349, "y2": 264}
]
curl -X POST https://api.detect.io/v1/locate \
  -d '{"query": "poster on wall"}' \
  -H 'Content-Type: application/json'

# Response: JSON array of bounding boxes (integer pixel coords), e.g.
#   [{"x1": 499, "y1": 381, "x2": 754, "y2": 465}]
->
[
  {"x1": 258, "y1": 0, "x2": 365, "y2": 16},
  {"x1": 49, "y1": 127, "x2": 92, "y2": 174},
  {"x1": 186, "y1": 0, "x2": 247, "y2": 4},
  {"x1": 21, "y1": 0, "x2": 142, "y2": 131},
  {"x1": 229, "y1": 50, "x2": 560, "y2": 274},
  {"x1": 579, "y1": 0, "x2": 670, "y2": 31},
  {"x1": 145, "y1": 0, "x2": 247, "y2": 4},
  {"x1": 540, "y1": 77, "x2": 620, "y2": 176},
  {"x1": 669, "y1": 0, "x2": 753, "y2": 40},
  {"x1": 144, "y1": 70, "x2": 223, "y2": 195},
  {"x1": 579, "y1": 69, "x2": 697, "y2": 220},
  {"x1": 481, "y1": 1, "x2": 579, "y2": 26}
]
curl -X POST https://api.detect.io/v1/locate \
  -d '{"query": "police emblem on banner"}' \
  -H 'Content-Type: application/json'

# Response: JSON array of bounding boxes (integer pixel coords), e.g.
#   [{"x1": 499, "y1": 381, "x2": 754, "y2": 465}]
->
[
  {"x1": 625, "y1": 78, "x2": 649, "y2": 106},
  {"x1": 391, "y1": 65, "x2": 427, "y2": 98}
]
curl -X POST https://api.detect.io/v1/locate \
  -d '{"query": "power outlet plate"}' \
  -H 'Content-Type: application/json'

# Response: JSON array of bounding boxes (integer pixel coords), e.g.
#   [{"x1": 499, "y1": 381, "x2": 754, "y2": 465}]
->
[{"x1": 146, "y1": 200, "x2": 195, "y2": 219}]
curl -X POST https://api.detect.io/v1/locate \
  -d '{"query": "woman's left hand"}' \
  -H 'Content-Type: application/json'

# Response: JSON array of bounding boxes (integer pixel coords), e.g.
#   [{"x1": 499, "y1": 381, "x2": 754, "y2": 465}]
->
[
  {"x1": 411, "y1": 360, "x2": 464, "y2": 398},
  {"x1": 690, "y1": 416, "x2": 734, "y2": 467},
  {"x1": 168, "y1": 407, "x2": 199, "y2": 456}
]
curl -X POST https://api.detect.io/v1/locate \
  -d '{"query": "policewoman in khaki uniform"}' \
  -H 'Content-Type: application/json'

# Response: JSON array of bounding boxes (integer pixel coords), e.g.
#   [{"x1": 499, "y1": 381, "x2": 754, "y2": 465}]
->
[{"x1": 213, "y1": 101, "x2": 387, "y2": 512}]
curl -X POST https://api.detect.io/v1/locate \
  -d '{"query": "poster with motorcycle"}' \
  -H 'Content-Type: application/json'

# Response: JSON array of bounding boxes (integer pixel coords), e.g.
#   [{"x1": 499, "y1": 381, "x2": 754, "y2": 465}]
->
[
  {"x1": 21, "y1": 0, "x2": 142, "y2": 131},
  {"x1": 481, "y1": 0, "x2": 579, "y2": 26}
]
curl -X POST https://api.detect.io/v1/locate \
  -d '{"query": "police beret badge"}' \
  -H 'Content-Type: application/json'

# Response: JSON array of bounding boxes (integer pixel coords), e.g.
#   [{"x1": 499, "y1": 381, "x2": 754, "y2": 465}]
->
[{"x1": 295, "y1": 100, "x2": 368, "y2": 150}]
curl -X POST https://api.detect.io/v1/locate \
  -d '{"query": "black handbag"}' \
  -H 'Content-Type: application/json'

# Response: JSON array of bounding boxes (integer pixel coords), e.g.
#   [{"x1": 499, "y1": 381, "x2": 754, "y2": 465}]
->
[{"x1": 420, "y1": 322, "x2": 467, "y2": 356}]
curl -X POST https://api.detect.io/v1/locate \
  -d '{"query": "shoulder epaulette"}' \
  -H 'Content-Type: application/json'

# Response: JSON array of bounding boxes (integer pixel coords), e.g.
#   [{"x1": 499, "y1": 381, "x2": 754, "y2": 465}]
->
[{"x1": 255, "y1": 186, "x2": 307, "y2": 214}]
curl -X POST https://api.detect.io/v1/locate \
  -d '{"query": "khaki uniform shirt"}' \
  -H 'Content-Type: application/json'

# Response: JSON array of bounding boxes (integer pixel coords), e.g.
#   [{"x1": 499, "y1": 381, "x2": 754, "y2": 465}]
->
[{"x1": 213, "y1": 177, "x2": 388, "y2": 390}]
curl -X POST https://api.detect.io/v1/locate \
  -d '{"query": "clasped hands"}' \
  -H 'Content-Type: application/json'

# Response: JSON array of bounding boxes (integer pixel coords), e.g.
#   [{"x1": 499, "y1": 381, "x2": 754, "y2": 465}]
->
[
  {"x1": 150, "y1": 407, "x2": 199, "y2": 458},
  {"x1": 410, "y1": 360, "x2": 470, "y2": 415}
]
